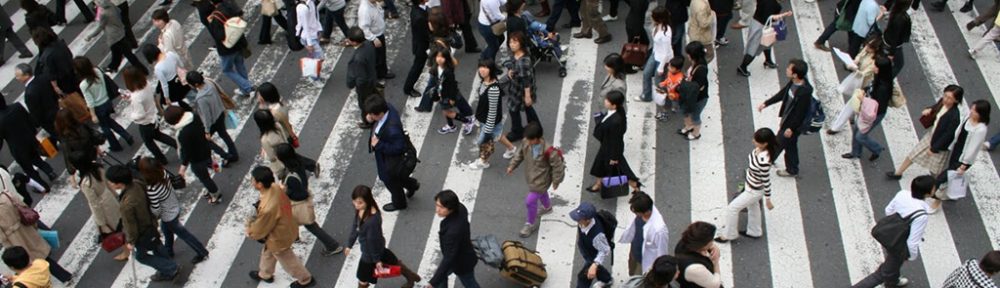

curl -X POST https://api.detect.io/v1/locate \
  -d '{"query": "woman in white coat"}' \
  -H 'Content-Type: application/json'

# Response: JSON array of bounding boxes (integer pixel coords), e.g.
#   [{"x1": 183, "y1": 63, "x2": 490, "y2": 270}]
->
[
  {"x1": 929, "y1": 100, "x2": 991, "y2": 213},
  {"x1": 618, "y1": 192, "x2": 671, "y2": 276}
]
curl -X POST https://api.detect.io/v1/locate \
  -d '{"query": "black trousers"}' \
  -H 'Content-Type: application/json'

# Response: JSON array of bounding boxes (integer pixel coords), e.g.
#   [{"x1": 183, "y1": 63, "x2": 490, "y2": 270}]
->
[
  {"x1": 776, "y1": 130, "x2": 801, "y2": 175},
  {"x1": 852, "y1": 250, "x2": 906, "y2": 287},
  {"x1": 56, "y1": 0, "x2": 94, "y2": 23},
  {"x1": 376, "y1": 35, "x2": 389, "y2": 78},
  {"x1": 384, "y1": 176, "x2": 419, "y2": 208},
  {"x1": 117, "y1": 3, "x2": 137, "y2": 46},
  {"x1": 0, "y1": 26, "x2": 32, "y2": 57},
  {"x1": 320, "y1": 7, "x2": 350, "y2": 39},
  {"x1": 108, "y1": 39, "x2": 146, "y2": 73},
  {"x1": 356, "y1": 83, "x2": 377, "y2": 122},
  {"x1": 848, "y1": 32, "x2": 865, "y2": 58},
  {"x1": 504, "y1": 105, "x2": 540, "y2": 143},
  {"x1": 458, "y1": 21, "x2": 480, "y2": 51},
  {"x1": 138, "y1": 123, "x2": 177, "y2": 164},
  {"x1": 14, "y1": 154, "x2": 55, "y2": 191},
  {"x1": 404, "y1": 47, "x2": 429, "y2": 94},
  {"x1": 259, "y1": 14, "x2": 290, "y2": 43},
  {"x1": 189, "y1": 158, "x2": 219, "y2": 195},
  {"x1": 607, "y1": 0, "x2": 620, "y2": 17},
  {"x1": 208, "y1": 113, "x2": 238, "y2": 160}
]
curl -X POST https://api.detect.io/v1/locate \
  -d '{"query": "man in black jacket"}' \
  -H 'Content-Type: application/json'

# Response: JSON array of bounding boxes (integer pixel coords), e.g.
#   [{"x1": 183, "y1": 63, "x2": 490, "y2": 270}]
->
[
  {"x1": 55, "y1": 0, "x2": 95, "y2": 25},
  {"x1": 0, "y1": 94, "x2": 58, "y2": 193},
  {"x1": 0, "y1": 9, "x2": 33, "y2": 65},
  {"x1": 208, "y1": 2, "x2": 255, "y2": 97},
  {"x1": 366, "y1": 96, "x2": 420, "y2": 211},
  {"x1": 429, "y1": 190, "x2": 480, "y2": 288},
  {"x1": 403, "y1": 0, "x2": 431, "y2": 98},
  {"x1": 757, "y1": 59, "x2": 813, "y2": 177},
  {"x1": 813, "y1": 0, "x2": 861, "y2": 51},
  {"x1": 14, "y1": 64, "x2": 60, "y2": 146},
  {"x1": 348, "y1": 27, "x2": 379, "y2": 129}
]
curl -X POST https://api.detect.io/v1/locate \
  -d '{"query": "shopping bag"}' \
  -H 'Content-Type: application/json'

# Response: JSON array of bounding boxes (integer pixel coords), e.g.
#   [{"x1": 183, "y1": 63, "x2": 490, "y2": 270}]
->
[
  {"x1": 36, "y1": 132, "x2": 58, "y2": 158},
  {"x1": 225, "y1": 110, "x2": 239, "y2": 130},
  {"x1": 774, "y1": 19, "x2": 788, "y2": 41},
  {"x1": 101, "y1": 232, "x2": 126, "y2": 252},
  {"x1": 299, "y1": 58, "x2": 322, "y2": 79},
  {"x1": 946, "y1": 170, "x2": 968, "y2": 200},
  {"x1": 39, "y1": 229, "x2": 59, "y2": 249},
  {"x1": 760, "y1": 19, "x2": 777, "y2": 47},
  {"x1": 373, "y1": 265, "x2": 401, "y2": 278},
  {"x1": 838, "y1": 72, "x2": 863, "y2": 98}
]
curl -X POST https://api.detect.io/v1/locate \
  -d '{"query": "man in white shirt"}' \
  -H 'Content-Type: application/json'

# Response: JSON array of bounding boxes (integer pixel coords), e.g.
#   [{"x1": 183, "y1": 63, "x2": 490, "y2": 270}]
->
[
  {"x1": 358, "y1": 0, "x2": 395, "y2": 79},
  {"x1": 618, "y1": 192, "x2": 670, "y2": 276},
  {"x1": 153, "y1": 9, "x2": 193, "y2": 69},
  {"x1": 852, "y1": 175, "x2": 934, "y2": 288}
]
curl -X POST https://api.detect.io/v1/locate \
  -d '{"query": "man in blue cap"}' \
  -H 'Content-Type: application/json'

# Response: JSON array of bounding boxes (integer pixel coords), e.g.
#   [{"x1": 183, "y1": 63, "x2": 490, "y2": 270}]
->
[{"x1": 570, "y1": 202, "x2": 613, "y2": 287}]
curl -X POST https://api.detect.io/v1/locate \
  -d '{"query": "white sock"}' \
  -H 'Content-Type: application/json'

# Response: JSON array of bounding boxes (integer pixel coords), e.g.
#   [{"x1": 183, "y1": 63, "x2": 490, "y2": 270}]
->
[{"x1": 27, "y1": 179, "x2": 45, "y2": 193}]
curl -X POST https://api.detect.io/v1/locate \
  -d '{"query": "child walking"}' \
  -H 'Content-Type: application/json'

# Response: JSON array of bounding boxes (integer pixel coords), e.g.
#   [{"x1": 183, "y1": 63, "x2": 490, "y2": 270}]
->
[{"x1": 506, "y1": 123, "x2": 566, "y2": 238}]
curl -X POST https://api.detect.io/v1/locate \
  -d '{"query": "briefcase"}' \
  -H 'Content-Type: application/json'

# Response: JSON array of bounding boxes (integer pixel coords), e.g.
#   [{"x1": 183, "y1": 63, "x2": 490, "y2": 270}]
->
[{"x1": 620, "y1": 37, "x2": 649, "y2": 67}]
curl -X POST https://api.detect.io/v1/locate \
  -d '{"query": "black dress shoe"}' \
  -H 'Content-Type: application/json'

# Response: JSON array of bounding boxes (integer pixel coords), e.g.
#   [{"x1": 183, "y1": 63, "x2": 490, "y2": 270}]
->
[
  {"x1": 841, "y1": 153, "x2": 858, "y2": 159},
  {"x1": 358, "y1": 122, "x2": 373, "y2": 129},
  {"x1": 869, "y1": 153, "x2": 880, "y2": 162},
  {"x1": 960, "y1": 0, "x2": 974, "y2": 12},
  {"x1": 594, "y1": 35, "x2": 612, "y2": 44},
  {"x1": 466, "y1": 47, "x2": 482, "y2": 53},
  {"x1": 383, "y1": 203, "x2": 407, "y2": 212},
  {"x1": 382, "y1": 72, "x2": 396, "y2": 80},
  {"x1": 713, "y1": 237, "x2": 730, "y2": 243},
  {"x1": 414, "y1": 106, "x2": 431, "y2": 112},
  {"x1": 885, "y1": 171, "x2": 903, "y2": 180},
  {"x1": 406, "y1": 180, "x2": 419, "y2": 198},
  {"x1": 18, "y1": 53, "x2": 33, "y2": 59},
  {"x1": 191, "y1": 254, "x2": 208, "y2": 264},
  {"x1": 248, "y1": 271, "x2": 274, "y2": 283},
  {"x1": 562, "y1": 23, "x2": 581, "y2": 29}
]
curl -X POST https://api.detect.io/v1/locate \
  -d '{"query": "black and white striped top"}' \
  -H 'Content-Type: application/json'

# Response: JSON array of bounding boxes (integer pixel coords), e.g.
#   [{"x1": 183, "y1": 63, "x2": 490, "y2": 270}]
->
[
  {"x1": 745, "y1": 149, "x2": 772, "y2": 196},
  {"x1": 481, "y1": 83, "x2": 502, "y2": 133},
  {"x1": 145, "y1": 175, "x2": 180, "y2": 221}
]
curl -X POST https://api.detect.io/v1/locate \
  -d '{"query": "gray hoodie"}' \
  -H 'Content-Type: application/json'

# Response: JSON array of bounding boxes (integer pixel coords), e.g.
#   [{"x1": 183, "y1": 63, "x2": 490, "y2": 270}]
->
[{"x1": 193, "y1": 84, "x2": 226, "y2": 133}]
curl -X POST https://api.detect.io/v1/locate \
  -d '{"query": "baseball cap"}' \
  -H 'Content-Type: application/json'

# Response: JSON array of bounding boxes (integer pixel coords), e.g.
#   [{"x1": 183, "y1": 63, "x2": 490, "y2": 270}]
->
[{"x1": 569, "y1": 202, "x2": 597, "y2": 221}]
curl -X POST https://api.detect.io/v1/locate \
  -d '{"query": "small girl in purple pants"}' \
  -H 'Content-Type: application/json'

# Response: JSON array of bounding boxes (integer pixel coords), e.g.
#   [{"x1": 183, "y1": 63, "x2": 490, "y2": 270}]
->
[{"x1": 505, "y1": 123, "x2": 566, "y2": 238}]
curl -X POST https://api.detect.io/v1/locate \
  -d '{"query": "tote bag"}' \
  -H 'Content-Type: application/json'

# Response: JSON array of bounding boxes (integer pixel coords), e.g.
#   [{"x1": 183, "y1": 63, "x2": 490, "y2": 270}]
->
[
  {"x1": 300, "y1": 58, "x2": 322, "y2": 79},
  {"x1": 760, "y1": 18, "x2": 777, "y2": 47}
]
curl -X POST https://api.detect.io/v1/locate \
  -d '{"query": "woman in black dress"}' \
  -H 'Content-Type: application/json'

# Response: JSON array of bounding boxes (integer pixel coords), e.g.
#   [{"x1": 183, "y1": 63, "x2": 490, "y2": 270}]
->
[{"x1": 587, "y1": 91, "x2": 640, "y2": 193}]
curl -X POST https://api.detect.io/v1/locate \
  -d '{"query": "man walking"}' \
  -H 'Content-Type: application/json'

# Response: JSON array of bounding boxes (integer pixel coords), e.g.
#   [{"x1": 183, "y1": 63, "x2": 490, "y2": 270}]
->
[
  {"x1": 404, "y1": 0, "x2": 432, "y2": 97},
  {"x1": 574, "y1": 0, "x2": 612, "y2": 43},
  {"x1": 852, "y1": 175, "x2": 934, "y2": 288},
  {"x1": 428, "y1": 190, "x2": 480, "y2": 288},
  {"x1": 207, "y1": 2, "x2": 255, "y2": 97},
  {"x1": 0, "y1": 9, "x2": 34, "y2": 66},
  {"x1": 366, "y1": 96, "x2": 420, "y2": 212},
  {"x1": 570, "y1": 202, "x2": 614, "y2": 287},
  {"x1": 358, "y1": 0, "x2": 395, "y2": 80},
  {"x1": 107, "y1": 165, "x2": 180, "y2": 282},
  {"x1": 346, "y1": 27, "x2": 379, "y2": 129},
  {"x1": 757, "y1": 59, "x2": 813, "y2": 178},
  {"x1": 618, "y1": 192, "x2": 670, "y2": 276},
  {"x1": 246, "y1": 166, "x2": 316, "y2": 288}
]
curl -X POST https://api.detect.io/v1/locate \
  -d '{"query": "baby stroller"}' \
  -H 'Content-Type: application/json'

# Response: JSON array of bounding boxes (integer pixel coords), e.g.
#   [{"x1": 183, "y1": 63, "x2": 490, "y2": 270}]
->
[{"x1": 519, "y1": 13, "x2": 568, "y2": 77}]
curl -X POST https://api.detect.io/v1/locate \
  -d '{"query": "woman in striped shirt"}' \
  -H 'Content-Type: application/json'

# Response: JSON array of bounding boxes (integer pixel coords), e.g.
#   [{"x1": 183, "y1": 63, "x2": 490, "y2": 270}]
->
[
  {"x1": 137, "y1": 157, "x2": 209, "y2": 263},
  {"x1": 715, "y1": 128, "x2": 778, "y2": 243},
  {"x1": 470, "y1": 59, "x2": 514, "y2": 169}
]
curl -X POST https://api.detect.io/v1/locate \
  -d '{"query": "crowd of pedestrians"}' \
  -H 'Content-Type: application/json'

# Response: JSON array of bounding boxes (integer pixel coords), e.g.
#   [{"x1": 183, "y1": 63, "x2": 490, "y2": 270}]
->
[{"x1": 0, "y1": 0, "x2": 998, "y2": 286}]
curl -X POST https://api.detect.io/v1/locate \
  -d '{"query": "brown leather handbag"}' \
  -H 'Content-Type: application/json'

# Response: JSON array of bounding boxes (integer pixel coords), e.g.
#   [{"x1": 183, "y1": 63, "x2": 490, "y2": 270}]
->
[{"x1": 620, "y1": 37, "x2": 649, "y2": 67}]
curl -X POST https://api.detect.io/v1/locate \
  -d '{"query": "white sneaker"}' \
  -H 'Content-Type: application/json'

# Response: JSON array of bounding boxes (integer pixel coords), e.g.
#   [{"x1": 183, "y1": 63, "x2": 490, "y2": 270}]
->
[
  {"x1": 503, "y1": 147, "x2": 517, "y2": 159},
  {"x1": 897, "y1": 277, "x2": 910, "y2": 286},
  {"x1": 984, "y1": 142, "x2": 992, "y2": 151},
  {"x1": 468, "y1": 159, "x2": 491, "y2": 169},
  {"x1": 804, "y1": 0, "x2": 815, "y2": 2},
  {"x1": 437, "y1": 125, "x2": 457, "y2": 134},
  {"x1": 462, "y1": 119, "x2": 475, "y2": 135},
  {"x1": 602, "y1": 15, "x2": 618, "y2": 22}
]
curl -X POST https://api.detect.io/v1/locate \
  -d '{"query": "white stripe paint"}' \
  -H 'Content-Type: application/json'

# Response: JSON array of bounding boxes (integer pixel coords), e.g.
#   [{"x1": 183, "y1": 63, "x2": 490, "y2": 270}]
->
[
  {"x1": 740, "y1": 29, "x2": 814, "y2": 287},
  {"x1": 333, "y1": 12, "x2": 435, "y2": 288},
  {"x1": 610, "y1": 71, "x2": 658, "y2": 284},
  {"x1": 940, "y1": 0, "x2": 1000, "y2": 252},
  {"x1": 413, "y1": 75, "x2": 486, "y2": 287},
  {"x1": 687, "y1": 57, "x2": 735, "y2": 288},
  {"x1": 788, "y1": 0, "x2": 883, "y2": 282},
  {"x1": 531, "y1": 26, "x2": 597, "y2": 288}
]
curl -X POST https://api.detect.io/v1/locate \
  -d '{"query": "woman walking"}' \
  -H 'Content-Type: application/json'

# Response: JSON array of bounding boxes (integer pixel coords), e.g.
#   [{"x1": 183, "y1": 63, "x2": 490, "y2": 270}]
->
[
  {"x1": 254, "y1": 110, "x2": 291, "y2": 174},
  {"x1": 887, "y1": 85, "x2": 964, "y2": 178},
  {"x1": 163, "y1": 106, "x2": 223, "y2": 204},
  {"x1": 136, "y1": 157, "x2": 210, "y2": 263},
  {"x1": 882, "y1": 0, "x2": 911, "y2": 77},
  {"x1": 842, "y1": 56, "x2": 894, "y2": 162},
  {"x1": 345, "y1": 185, "x2": 422, "y2": 288},
  {"x1": 714, "y1": 128, "x2": 777, "y2": 243},
  {"x1": 187, "y1": 71, "x2": 240, "y2": 167},
  {"x1": 122, "y1": 66, "x2": 177, "y2": 165},
  {"x1": 259, "y1": 0, "x2": 291, "y2": 44},
  {"x1": 602, "y1": 54, "x2": 628, "y2": 100},
  {"x1": 64, "y1": 146, "x2": 127, "y2": 260},
  {"x1": 296, "y1": 0, "x2": 325, "y2": 75},
  {"x1": 736, "y1": 0, "x2": 792, "y2": 77},
  {"x1": 587, "y1": 91, "x2": 641, "y2": 194},
  {"x1": 72, "y1": 56, "x2": 134, "y2": 152},
  {"x1": 928, "y1": 100, "x2": 991, "y2": 213},
  {"x1": 679, "y1": 42, "x2": 711, "y2": 141},
  {"x1": 624, "y1": 0, "x2": 651, "y2": 45},
  {"x1": 502, "y1": 32, "x2": 541, "y2": 157},
  {"x1": 431, "y1": 48, "x2": 476, "y2": 135},
  {"x1": 319, "y1": 0, "x2": 351, "y2": 45},
  {"x1": 139, "y1": 44, "x2": 191, "y2": 110},
  {"x1": 638, "y1": 7, "x2": 672, "y2": 103},
  {"x1": 675, "y1": 222, "x2": 723, "y2": 288},
  {"x1": 827, "y1": 36, "x2": 884, "y2": 134},
  {"x1": 84, "y1": 0, "x2": 146, "y2": 74},
  {"x1": 275, "y1": 144, "x2": 344, "y2": 256},
  {"x1": 470, "y1": 59, "x2": 514, "y2": 169},
  {"x1": 257, "y1": 82, "x2": 300, "y2": 149}
]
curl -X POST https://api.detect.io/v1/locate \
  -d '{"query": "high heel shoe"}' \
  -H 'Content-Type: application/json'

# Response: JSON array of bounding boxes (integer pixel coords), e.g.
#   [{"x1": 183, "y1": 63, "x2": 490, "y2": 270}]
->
[{"x1": 585, "y1": 186, "x2": 601, "y2": 193}]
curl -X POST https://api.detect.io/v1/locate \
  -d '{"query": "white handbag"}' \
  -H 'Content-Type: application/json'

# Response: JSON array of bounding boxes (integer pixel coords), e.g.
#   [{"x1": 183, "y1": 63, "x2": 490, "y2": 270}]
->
[{"x1": 760, "y1": 18, "x2": 777, "y2": 47}]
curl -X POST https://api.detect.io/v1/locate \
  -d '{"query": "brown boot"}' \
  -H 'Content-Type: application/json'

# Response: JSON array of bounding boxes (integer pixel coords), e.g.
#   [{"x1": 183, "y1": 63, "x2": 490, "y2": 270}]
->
[
  {"x1": 399, "y1": 263, "x2": 422, "y2": 288},
  {"x1": 537, "y1": 0, "x2": 551, "y2": 17}
]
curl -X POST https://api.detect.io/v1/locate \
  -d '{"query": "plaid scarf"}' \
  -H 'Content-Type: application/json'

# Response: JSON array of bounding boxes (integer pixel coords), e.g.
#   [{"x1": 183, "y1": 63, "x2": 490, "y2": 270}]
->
[{"x1": 942, "y1": 259, "x2": 997, "y2": 288}]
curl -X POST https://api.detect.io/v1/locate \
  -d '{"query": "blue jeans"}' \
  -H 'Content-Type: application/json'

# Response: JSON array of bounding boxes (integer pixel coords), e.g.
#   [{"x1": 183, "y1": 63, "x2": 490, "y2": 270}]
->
[
  {"x1": 988, "y1": 133, "x2": 1000, "y2": 151},
  {"x1": 431, "y1": 271, "x2": 480, "y2": 288},
  {"x1": 641, "y1": 57, "x2": 662, "y2": 101},
  {"x1": 671, "y1": 23, "x2": 686, "y2": 58},
  {"x1": 134, "y1": 237, "x2": 179, "y2": 278},
  {"x1": 479, "y1": 23, "x2": 504, "y2": 60},
  {"x1": 219, "y1": 53, "x2": 253, "y2": 95},
  {"x1": 301, "y1": 37, "x2": 324, "y2": 59},
  {"x1": 851, "y1": 113, "x2": 886, "y2": 157},
  {"x1": 161, "y1": 216, "x2": 209, "y2": 257}
]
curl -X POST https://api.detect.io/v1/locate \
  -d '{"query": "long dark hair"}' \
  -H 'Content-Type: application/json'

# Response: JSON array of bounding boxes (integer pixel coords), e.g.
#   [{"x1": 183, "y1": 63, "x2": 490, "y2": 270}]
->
[
  {"x1": 642, "y1": 255, "x2": 679, "y2": 287},
  {"x1": 427, "y1": 7, "x2": 451, "y2": 38},
  {"x1": 675, "y1": 221, "x2": 716, "y2": 255},
  {"x1": 506, "y1": 0, "x2": 525, "y2": 16},
  {"x1": 972, "y1": 99, "x2": 992, "y2": 125},
  {"x1": 890, "y1": 0, "x2": 912, "y2": 17},
  {"x1": 754, "y1": 128, "x2": 780, "y2": 162},
  {"x1": 605, "y1": 90, "x2": 626, "y2": 116},
  {"x1": 685, "y1": 42, "x2": 708, "y2": 66},
  {"x1": 352, "y1": 185, "x2": 379, "y2": 224},
  {"x1": 69, "y1": 150, "x2": 102, "y2": 183},
  {"x1": 253, "y1": 109, "x2": 281, "y2": 137},
  {"x1": 603, "y1": 53, "x2": 625, "y2": 80},
  {"x1": 431, "y1": 47, "x2": 457, "y2": 70},
  {"x1": 122, "y1": 65, "x2": 149, "y2": 91},
  {"x1": 54, "y1": 109, "x2": 82, "y2": 139},
  {"x1": 72, "y1": 56, "x2": 100, "y2": 86},
  {"x1": 275, "y1": 143, "x2": 302, "y2": 172},
  {"x1": 257, "y1": 82, "x2": 282, "y2": 104},
  {"x1": 651, "y1": 5, "x2": 671, "y2": 33},
  {"x1": 873, "y1": 55, "x2": 894, "y2": 84},
  {"x1": 137, "y1": 157, "x2": 168, "y2": 186},
  {"x1": 478, "y1": 59, "x2": 501, "y2": 82}
]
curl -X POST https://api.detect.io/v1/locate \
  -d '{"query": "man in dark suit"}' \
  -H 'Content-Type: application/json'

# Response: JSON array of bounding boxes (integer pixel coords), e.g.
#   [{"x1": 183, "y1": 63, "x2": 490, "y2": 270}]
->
[
  {"x1": 366, "y1": 95, "x2": 420, "y2": 212},
  {"x1": 429, "y1": 190, "x2": 480, "y2": 288},
  {"x1": 0, "y1": 93, "x2": 58, "y2": 193},
  {"x1": 403, "y1": 0, "x2": 431, "y2": 98},
  {"x1": 348, "y1": 27, "x2": 379, "y2": 129},
  {"x1": 31, "y1": 28, "x2": 79, "y2": 96},
  {"x1": 14, "y1": 64, "x2": 60, "y2": 146},
  {"x1": 0, "y1": 9, "x2": 34, "y2": 65},
  {"x1": 757, "y1": 59, "x2": 814, "y2": 177}
]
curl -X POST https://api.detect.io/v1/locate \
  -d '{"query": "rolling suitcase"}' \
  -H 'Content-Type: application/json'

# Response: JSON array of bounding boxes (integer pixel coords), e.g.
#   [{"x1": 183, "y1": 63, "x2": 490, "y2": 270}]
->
[{"x1": 500, "y1": 240, "x2": 547, "y2": 287}]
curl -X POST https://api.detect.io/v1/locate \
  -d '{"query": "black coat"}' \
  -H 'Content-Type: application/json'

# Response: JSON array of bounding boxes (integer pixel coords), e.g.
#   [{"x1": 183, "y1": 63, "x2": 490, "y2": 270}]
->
[
  {"x1": 429, "y1": 204, "x2": 478, "y2": 285},
  {"x1": 0, "y1": 103, "x2": 42, "y2": 161},
  {"x1": 764, "y1": 80, "x2": 814, "y2": 134},
  {"x1": 177, "y1": 114, "x2": 213, "y2": 165},
  {"x1": 474, "y1": 81, "x2": 505, "y2": 126},
  {"x1": 625, "y1": 0, "x2": 652, "y2": 44},
  {"x1": 347, "y1": 41, "x2": 378, "y2": 89},
  {"x1": 882, "y1": 13, "x2": 911, "y2": 53},
  {"x1": 590, "y1": 111, "x2": 636, "y2": 180},
  {"x1": 410, "y1": 5, "x2": 431, "y2": 55},
  {"x1": 929, "y1": 106, "x2": 961, "y2": 153},
  {"x1": 24, "y1": 78, "x2": 60, "y2": 132},
  {"x1": 35, "y1": 41, "x2": 79, "y2": 95}
]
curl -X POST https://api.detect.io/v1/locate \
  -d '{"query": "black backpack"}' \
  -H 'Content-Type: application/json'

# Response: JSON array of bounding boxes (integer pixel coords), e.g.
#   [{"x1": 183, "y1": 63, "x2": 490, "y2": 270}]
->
[
  {"x1": 595, "y1": 209, "x2": 618, "y2": 251},
  {"x1": 387, "y1": 131, "x2": 420, "y2": 178},
  {"x1": 871, "y1": 210, "x2": 926, "y2": 257},
  {"x1": 801, "y1": 96, "x2": 825, "y2": 135}
]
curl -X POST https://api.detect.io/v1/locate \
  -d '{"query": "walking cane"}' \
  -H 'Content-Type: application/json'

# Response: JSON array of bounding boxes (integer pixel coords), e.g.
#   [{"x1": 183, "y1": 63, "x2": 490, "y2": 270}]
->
[{"x1": 130, "y1": 247, "x2": 139, "y2": 287}]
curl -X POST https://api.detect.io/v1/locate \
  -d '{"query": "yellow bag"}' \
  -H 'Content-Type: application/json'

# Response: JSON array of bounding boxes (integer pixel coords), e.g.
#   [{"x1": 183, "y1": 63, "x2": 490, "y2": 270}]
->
[
  {"x1": 499, "y1": 241, "x2": 547, "y2": 287},
  {"x1": 37, "y1": 132, "x2": 58, "y2": 158}
]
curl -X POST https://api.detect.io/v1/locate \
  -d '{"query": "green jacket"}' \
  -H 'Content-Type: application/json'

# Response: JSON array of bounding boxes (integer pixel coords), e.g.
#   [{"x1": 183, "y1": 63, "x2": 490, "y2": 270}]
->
[
  {"x1": 118, "y1": 180, "x2": 157, "y2": 244},
  {"x1": 507, "y1": 140, "x2": 566, "y2": 192}
]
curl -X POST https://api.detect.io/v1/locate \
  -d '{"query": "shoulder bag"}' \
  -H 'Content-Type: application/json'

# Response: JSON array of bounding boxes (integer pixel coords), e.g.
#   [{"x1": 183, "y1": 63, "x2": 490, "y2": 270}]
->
[
  {"x1": 483, "y1": 5, "x2": 506, "y2": 36},
  {"x1": 761, "y1": 18, "x2": 777, "y2": 47},
  {"x1": 620, "y1": 36, "x2": 649, "y2": 67},
  {"x1": 1, "y1": 191, "x2": 39, "y2": 226},
  {"x1": 918, "y1": 101, "x2": 942, "y2": 129}
]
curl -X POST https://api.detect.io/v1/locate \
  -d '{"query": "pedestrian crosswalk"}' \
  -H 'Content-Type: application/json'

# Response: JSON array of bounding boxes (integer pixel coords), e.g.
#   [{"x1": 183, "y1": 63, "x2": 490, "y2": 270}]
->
[{"x1": 2, "y1": 0, "x2": 1000, "y2": 286}]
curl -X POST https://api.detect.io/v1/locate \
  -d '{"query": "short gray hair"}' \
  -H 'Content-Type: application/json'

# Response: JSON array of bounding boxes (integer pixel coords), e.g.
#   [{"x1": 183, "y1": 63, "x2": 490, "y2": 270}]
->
[{"x1": 14, "y1": 63, "x2": 32, "y2": 76}]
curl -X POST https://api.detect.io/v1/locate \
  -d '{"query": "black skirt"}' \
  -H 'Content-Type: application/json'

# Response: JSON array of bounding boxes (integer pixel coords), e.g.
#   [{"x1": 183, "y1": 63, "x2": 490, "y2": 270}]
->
[
  {"x1": 589, "y1": 152, "x2": 638, "y2": 181},
  {"x1": 356, "y1": 249, "x2": 401, "y2": 284}
]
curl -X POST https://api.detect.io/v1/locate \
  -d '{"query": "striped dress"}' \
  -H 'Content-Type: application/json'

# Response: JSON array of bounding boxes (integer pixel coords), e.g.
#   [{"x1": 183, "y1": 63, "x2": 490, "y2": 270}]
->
[{"x1": 745, "y1": 149, "x2": 773, "y2": 196}]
